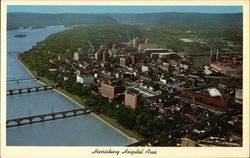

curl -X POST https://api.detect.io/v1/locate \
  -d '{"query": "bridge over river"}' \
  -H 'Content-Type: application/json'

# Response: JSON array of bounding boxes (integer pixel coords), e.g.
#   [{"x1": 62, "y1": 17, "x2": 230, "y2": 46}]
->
[
  {"x1": 7, "y1": 108, "x2": 93, "y2": 128},
  {"x1": 7, "y1": 84, "x2": 58, "y2": 95},
  {"x1": 7, "y1": 76, "x2": 39, "y2": 83}
]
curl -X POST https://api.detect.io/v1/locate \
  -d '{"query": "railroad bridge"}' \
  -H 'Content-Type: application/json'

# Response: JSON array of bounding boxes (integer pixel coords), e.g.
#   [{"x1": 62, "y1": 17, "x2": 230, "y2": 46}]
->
[
  {"x1": 7, "y1": 84, "x2": 58, "y2": 95},
  {"x1": 7, "y1": 108, "x2": 92, "y2": 128}
]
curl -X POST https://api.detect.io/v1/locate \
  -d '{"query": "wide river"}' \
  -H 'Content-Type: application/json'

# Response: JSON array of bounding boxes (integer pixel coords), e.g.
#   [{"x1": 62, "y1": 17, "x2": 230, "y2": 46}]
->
[{"x1": 7, "y1": 26, "x2": 134, "y2": 146}]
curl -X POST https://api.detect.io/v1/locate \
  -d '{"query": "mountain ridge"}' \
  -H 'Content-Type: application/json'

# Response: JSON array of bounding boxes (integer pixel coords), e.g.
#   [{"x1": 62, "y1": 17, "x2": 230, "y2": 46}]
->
[
  {"x1": 104, "y1": 12, "x2": 242, "y2": 26},
  {"x1": 7, "y1": 13, "x2": 119, "y2": 30},
  {"x1": 8, "y1": 12, "x2": 242, "y2": 30}
]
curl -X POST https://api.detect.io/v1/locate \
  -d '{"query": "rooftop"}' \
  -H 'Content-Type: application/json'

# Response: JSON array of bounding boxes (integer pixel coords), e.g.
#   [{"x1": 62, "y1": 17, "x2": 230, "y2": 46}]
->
[{"x1": 207, "y1": 87, "x2": 222, "y2": 97}]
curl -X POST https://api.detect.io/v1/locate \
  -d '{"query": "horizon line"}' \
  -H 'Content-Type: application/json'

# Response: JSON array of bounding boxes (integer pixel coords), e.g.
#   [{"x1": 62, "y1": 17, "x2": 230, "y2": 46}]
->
[{"x1": 8, "y1": 11, "x2": 243, "y2": 14}]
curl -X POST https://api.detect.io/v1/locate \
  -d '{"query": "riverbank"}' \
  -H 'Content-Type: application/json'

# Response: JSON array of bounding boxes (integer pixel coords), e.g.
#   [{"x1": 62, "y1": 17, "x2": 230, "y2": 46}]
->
[
  {"x1": 54, "y1": 88, "x2": 140, "y2": 142},
  {"x1": 17, "y1": 56, "x2": 142, "y2": 142}
]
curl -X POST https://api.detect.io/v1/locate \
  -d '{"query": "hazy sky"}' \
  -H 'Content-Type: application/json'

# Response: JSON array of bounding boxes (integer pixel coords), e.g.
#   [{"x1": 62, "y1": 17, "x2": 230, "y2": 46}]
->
[{"x1": 8, "y1": 6, "x2": 242, "y2": 14}]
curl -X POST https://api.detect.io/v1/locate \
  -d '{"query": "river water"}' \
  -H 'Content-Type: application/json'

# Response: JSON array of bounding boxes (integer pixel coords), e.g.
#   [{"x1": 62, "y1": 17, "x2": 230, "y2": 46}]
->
[{"x1": 7, "y1": 26, "x2": 134, "y2": 146}]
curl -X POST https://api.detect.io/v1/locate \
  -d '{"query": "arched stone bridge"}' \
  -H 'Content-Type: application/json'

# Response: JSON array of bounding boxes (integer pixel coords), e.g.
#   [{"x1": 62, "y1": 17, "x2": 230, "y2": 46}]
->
[
  {"x1": 7, "y1": 84, "x2": 58, "y2": 95},
  {"x1": 7, "y1": 108, "x2": 92, "y2": 128}
]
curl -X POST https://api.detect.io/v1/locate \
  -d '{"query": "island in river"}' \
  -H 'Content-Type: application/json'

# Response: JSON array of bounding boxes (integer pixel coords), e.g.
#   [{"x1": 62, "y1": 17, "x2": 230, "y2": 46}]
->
[
  {"x1": 31, "y1": 26, "x2": 46, "y2": 29},
  {"x1": 14, "y1": 34, "x2": 26, "y2": 38}
]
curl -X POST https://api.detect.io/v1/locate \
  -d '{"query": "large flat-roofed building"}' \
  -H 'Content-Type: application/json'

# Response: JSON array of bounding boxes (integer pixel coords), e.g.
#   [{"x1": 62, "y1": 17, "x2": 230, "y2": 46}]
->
[
  {"x1": 101, "y1": 83, "x2": 116, "y2": 99},
  {"x1": 125, "y1": 91, "x2": 139, "y2": 109},
  {"x1": 76, "y1": 75, "x2": 95, "y2": 84},
  {"x1": 207, "y1": 87, "x2": 223, "y2": 98},
  {"x1": 181, "y1": 88, "x2": 228, "y2": 108},
  {"x1": 210, "y1": 63, "x2": 237, "y2": 75},
  {"x1": 138, "y1": 43, "x2": 158, "y2": 52},
  {"x1": 102, "y1": 82, "x2": 126, "y2": 98},
  {"x1": 101, "y1": 82, "x2": 125, "y2": 99},
  {"x1": 151, "y1": 52, "x2": 173, "y2": 59},
  {"x1": 145, "y1": 48, "x2": 168, "y2": 53}
]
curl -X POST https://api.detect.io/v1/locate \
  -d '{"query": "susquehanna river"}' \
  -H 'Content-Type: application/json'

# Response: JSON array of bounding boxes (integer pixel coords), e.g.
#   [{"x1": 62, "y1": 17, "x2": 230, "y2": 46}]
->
[{"x1": 7, "y1": 26, "x2": 135, "y2": 146}]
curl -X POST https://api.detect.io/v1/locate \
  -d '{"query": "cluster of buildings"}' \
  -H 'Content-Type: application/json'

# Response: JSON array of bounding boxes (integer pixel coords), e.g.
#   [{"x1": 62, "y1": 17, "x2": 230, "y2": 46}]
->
[
  {"x1": 204, "y1": 50, "x2": 242, "y2": 77},
  {"x1": 53, "y1": 37, "x2": 242, "y2": 146}
]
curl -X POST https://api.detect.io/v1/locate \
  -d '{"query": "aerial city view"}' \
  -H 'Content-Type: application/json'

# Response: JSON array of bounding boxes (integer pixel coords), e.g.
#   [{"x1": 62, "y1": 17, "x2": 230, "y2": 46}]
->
[{"x1": 6, "y1": 6, "x2": 243, "y2": 147}]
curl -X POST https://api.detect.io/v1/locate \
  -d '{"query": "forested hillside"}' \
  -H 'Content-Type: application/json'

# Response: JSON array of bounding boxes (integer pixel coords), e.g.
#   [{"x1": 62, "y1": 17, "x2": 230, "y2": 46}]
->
[
  {"x1": 8, "y1": 12, "x2": 242, "y2": 30},
  {"x1": 7, "y1": 13, "x2": 118, "y2": 30}
]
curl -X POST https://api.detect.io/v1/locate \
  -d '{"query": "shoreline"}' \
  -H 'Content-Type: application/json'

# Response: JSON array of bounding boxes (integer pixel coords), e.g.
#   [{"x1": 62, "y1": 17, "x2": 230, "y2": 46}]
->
[
  {"x1": 54, "y1": 88, "x2": 138, "y2": 143},
  {"x1": 16, "y1": 56, "x2": 139, "y2": 143}
]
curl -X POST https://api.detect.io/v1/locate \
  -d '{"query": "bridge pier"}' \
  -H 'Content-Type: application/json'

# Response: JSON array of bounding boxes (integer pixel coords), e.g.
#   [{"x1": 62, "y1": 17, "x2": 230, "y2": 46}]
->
[
  {"x1": 18, "y1": 89, "x2": 23, "y2": 94},
  {"x1": 17, "y1": 120, "x2": 21, "y2": 126},
  {"x1": 9, "y1": 90, "x2": 14, "y2": 95},
  {"x1": 62, "y1": 113, "x2": 66, "y2": 118},
  {"x1": 51, "y1": 113, "x2": 55, "y2": 120},
  {"x1": 27, "y1": 88, "x2": 32, "y2": 93},
  {"x1": 29, "y1": 118, "x2": 33, "y2": 124}
]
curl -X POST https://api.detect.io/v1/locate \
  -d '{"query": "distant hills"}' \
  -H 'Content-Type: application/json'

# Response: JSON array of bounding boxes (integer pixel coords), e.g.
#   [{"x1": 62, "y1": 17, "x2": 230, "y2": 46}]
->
[
  {"x1": 7, "y1": 12, "x2": 242, "y2": 30},
  {"x1": 7, "y1": 13, "x2": 119, "y2": 30},
  {"x1": 106, "y1": 12, "x2": 242, "y2": 26}
]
